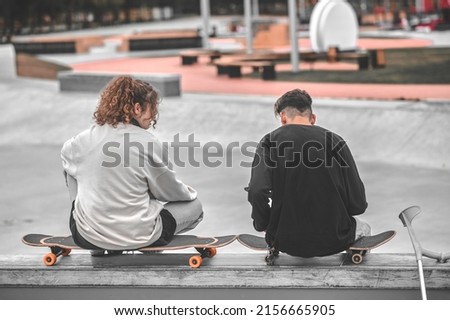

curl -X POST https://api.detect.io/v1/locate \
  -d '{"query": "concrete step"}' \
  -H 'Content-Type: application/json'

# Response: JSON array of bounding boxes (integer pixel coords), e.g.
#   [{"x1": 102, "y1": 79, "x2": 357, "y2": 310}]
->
[{"x1": 1, "y1": 253, "x2": 449, "y2": 299}]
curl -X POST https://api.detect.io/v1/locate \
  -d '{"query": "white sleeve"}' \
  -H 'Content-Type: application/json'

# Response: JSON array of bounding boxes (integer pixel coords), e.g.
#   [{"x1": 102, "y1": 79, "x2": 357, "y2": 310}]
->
[
  {"x1": 150, "y1": 170, "x2": 197, "y2": 202},
  {"x1": 61, "y1": 137, "x2": 78, "y2": 178}
]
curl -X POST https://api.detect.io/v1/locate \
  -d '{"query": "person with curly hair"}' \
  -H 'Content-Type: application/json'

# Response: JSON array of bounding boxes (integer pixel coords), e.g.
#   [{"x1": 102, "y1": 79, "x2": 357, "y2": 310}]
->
[
  {"x1": 247, "y1": 89, "x2": 370, "y2": 258},
  {"x1": 61, "y1": 75, "x2": 203, "y2": 254}
]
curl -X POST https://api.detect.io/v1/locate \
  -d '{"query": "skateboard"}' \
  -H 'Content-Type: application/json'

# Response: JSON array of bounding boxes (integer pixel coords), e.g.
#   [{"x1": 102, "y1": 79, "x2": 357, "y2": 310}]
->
[
  {"x1": 237, "y1": 230, "x2": 396, "y2": 265},
  {"x1": 347, "y1": 230, "x2": 396, "y2": 264},
  {"x1": 237, "y1": 234, "x2": 280, "y2": 265},
  {"x1": 22, "y1": 233, "x2": 237, "y2": 268}
]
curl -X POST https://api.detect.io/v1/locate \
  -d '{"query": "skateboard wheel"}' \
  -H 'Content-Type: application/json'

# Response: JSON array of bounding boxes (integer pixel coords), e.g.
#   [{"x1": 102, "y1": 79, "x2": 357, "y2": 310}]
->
[
  {"x1": 43, "y1": 253, "x2": 57, "y2": 266},
  {"x1": 62, "y1": 249, "x2": 71, "y2": 256},
  {"x1": 189, "y1": 256, "x2": 203, "y2": 268},
  {"x1": 352, "y1": 253, "x2": 363, "y2": 264},
  {"x1": 206, "y1": 248, "x2": 217, "y2": 258}
]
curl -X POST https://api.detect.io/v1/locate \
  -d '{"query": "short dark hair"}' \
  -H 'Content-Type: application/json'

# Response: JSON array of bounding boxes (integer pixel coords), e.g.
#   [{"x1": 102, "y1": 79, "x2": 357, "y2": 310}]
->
[{"x1": 274, "y1": 89, "x2": 313, "y2": 116}]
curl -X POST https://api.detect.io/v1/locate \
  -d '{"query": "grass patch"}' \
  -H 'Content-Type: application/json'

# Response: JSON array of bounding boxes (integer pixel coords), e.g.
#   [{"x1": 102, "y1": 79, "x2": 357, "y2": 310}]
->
[{"x1": 256, "y1": 47, "x2": 450, "y2": 84}]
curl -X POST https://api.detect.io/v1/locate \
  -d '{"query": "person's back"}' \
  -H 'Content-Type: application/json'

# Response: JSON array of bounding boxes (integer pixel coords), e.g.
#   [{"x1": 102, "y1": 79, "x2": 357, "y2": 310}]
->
[
  {"x1": 62, "y1": 76, "x2": 203, "y2": 253},
  {"x1": 247, "y1": 89, "x2": 369, "y2": 257}
]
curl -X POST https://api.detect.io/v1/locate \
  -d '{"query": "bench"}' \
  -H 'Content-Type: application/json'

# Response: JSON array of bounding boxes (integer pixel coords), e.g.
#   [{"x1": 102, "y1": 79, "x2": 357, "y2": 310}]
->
[
  {"x1": 214, "y1": 58, "x2": 276, "y2": 80},
  {"x1": 338, "y1": 51, "x2": 371, "y2": 70},
  {"x1": 1, "y1": 253, "x2": 449, "y2": 299},
  {"x1": 180, "y1": 49, "x2": 222, "y2": 65},
  {"x1": 327, "y1": 47, "x2": 386, "y2": 70},
  {"x1": 369, "y1": 49, "x2": 386, "y2": 68},
  {"x1": 58, "y1": 71, "x2": 181, "y2": 97}
]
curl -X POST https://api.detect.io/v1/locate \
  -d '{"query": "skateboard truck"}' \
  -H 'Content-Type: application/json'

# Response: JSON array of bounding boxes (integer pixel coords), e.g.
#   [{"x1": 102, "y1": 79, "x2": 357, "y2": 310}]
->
[
  {"x1": 44, "y1": 246, "x2": 72, "y2": 266},
  {"x1": 265, "y1": 247, "x2": 279, "y2": 266},
  {"x1": 399, "y1": 205, "x2": 450, "y2": 300}
]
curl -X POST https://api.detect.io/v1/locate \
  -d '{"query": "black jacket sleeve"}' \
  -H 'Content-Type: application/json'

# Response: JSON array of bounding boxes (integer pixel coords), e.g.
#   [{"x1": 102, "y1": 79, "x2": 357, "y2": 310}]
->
[
  {"x1": 247, "y1": 135, "x2": 272, "y2": 231},
  {"x1": 341, "y1": 141, "x2": 368, "y2": 215}
]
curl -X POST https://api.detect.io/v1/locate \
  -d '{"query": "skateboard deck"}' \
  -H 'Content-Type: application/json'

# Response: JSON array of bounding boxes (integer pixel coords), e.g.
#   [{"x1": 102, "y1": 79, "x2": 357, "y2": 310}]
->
[
  {"x1": 348, "y1": 230, "x2": 396, "y2": 264},
  {"x1": 237, "y1": 231, "x2": 396, "y2": 265},
  {"x1": 22, "y1": 233, "x2": 237, "y2": 268},
  {"x1": 237, "y1": 234, "x2": 279, "y2": 265}
]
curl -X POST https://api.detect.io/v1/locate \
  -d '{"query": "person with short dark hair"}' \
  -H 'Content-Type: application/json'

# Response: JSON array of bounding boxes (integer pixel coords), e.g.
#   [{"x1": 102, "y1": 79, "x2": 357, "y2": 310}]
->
[
  {"x1": 247, "y1": 89, "x2": 370, "y2": 257},
  {"x1": 61, "y1": 76, "x2": 203, "y2": 254}
]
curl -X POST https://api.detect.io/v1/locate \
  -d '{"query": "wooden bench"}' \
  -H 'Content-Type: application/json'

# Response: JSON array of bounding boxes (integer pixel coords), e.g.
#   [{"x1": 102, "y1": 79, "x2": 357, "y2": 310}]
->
[
  {"x1": 180, "y1": 49, "x2": 222, "y2": 65},
  {"x1": 369, "y1": 49, "x2": 386, "y2": 68},
  {"x1": 338, "y1": 51, "x2": 371, "y2": 70},
  {"x1": 327, "y1": 47, "x2": 385, "y2": 70},
  {"x1": 214, "y1": 58, "x2": 276, "y2": 80}
]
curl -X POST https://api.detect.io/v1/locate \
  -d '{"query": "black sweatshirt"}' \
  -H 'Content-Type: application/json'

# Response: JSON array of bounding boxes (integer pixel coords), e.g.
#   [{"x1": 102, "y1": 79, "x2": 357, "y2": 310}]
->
[{"x1": 248, "y1": 124, "x2": 367, "y2": 257}]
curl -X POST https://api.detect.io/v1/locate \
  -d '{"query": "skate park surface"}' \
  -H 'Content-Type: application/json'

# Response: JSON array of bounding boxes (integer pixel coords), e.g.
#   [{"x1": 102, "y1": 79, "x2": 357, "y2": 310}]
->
[
  {"x1": 1, "y1": 17, "x2": 450, "y2": 300},
  {"x1": 0, "y1": 78, "x2": 449, "y2": 257},
  {"x1": 1, "y1": 16, "x2": 450, "y2": 260}
]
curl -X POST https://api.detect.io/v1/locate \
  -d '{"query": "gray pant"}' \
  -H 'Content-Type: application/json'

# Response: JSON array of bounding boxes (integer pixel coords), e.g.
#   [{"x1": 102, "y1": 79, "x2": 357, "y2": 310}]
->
[{"x1": 164, "y1": 198, "x2": 204, "y2": 234}]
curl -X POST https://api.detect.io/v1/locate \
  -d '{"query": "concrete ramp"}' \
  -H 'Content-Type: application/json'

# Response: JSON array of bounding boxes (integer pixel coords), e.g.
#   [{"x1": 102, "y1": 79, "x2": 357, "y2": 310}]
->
[
  {"x1": 315, "y1": 100, "x2": 450, "y2": 169},
  {"x1": 0, "y1": 44, "x2": 16, "y2": 79}
]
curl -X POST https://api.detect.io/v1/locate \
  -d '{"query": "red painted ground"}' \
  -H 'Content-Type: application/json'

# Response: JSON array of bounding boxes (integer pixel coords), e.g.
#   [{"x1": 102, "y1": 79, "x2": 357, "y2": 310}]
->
[{"x1": 72, "y1": 37, "x2": 450, "y2": 100}]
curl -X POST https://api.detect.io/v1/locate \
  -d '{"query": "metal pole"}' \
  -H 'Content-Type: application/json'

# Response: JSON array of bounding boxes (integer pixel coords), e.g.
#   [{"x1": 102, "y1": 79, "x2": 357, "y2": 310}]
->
[
  {"x1": 252, "y1": 0, "x2": 259, "y2": 17},
  {"x1": 417, "y1": 260, "x2": 428, "y2": 300},
  {"x1": 244, "y1": 0, "x2": 253, "y2": 54},
  {"x1": 200, "y1": 0, "x2": 210, "y2": 49},
  {"x1": 415, "y1": 0, "x2": 422, "y2": 15},
  {"x1": 288, "y1": 0, "x2": 299, "y2": 72}
]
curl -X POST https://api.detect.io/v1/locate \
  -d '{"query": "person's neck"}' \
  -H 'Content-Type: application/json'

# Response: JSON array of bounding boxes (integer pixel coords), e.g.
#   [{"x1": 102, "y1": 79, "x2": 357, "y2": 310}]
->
[{"x1": 284, "y1": 116, "x2": 312, "y2": 126}]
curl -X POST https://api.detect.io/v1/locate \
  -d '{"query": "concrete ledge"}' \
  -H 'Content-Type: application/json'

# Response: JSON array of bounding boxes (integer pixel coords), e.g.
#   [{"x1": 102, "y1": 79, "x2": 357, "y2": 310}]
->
[
  {"x1": 17, "y1": 53, "x2": 71, "y2": 80},
  {"x1": 13, "y1": 36, "x2": 104, "y2": 54},
  {"x1": 0, "y1": 44, "x2": 16, "y2": 79},
  {"x1": 1, "y1": 253, "x2": 449, "y2": 299},
  {"x1": 117, "y1": 30, "x2": 202, "y2": 52},
  {"x1": 58, "y1": 71, "x2": 181, "y2": 97}
]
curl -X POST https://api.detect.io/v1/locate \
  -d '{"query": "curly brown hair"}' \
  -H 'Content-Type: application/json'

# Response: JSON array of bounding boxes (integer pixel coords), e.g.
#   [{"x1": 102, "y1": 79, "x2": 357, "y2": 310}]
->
[{"x1": 94, "y1": 75, "x2": 160, "y2": 128}]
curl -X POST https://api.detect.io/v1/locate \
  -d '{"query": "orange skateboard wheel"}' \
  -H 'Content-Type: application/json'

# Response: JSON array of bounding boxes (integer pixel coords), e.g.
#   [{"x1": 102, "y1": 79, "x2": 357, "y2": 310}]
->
[
  {"x1": 189, "y1": 256, "x2": 203, "y2": 268},
  {"x1": 62, "y1": 248, "x2": 71, "y2": 256},
  {"x1": 43, "y1": 253, "x2": 57, "y2": 266},
  {"x1": 207, "y1": 248, "x2": 217, "y2": 257}
]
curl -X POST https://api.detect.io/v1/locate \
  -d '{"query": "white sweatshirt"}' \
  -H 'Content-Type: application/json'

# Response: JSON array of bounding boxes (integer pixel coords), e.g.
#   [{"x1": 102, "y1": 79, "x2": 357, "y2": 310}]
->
[{"x1": 61, "y1": 123, "x2": 197, "y2": 250}]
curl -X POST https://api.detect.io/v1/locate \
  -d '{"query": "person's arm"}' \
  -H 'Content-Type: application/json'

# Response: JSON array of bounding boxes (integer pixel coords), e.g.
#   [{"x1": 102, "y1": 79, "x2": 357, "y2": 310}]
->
[
  {"x1": 145, "y1": 136, "x2": 197, "y2": 202},
  {"x1": 340, "y1": 141, "x2": 368, "y2": 216},
  {"x1": 150, "y1": 169, "x2": 197, "y2": 202},
  {"x1": 61, "y1": 137, "x2": 79, "y2": 202},
  {"x1": 61, "y1": 137, "x2": 78, "y2": 178},
  {"x1": 247, "y1": 135, "x2": 272, "y2": 231}
]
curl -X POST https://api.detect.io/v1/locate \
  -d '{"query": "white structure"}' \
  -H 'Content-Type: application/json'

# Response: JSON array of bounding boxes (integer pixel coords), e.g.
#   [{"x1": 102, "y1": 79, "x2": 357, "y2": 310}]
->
[
  {"x1": 0, "y1": 44, "x2": 17, "y2": 79},
  {"x1": 288, "y1": 0, "x2": 299, "y2": 72},
  {"x1": 200, "y1": 0, "x2": 210, "y2": 49},
  {"x1": 309, "y1": 0, "x2": 358, "y2": 52}
]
